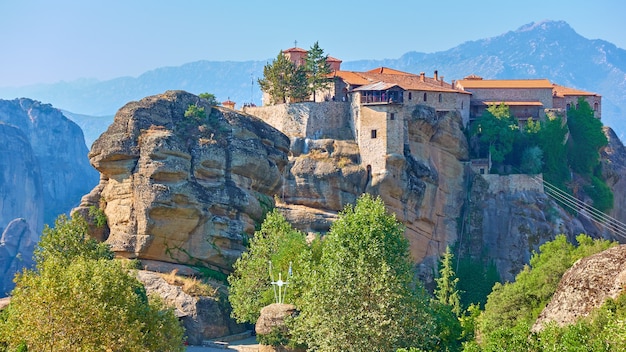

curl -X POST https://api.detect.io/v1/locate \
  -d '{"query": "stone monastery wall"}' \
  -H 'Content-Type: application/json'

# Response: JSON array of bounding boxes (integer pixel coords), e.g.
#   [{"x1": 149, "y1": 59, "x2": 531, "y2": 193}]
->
[
  {"x1": 243, "y1": 101, "x2": 353, "y2": 140},
  {"x1": 482, "y1": 173, "x2": 544, "y2": 194}
]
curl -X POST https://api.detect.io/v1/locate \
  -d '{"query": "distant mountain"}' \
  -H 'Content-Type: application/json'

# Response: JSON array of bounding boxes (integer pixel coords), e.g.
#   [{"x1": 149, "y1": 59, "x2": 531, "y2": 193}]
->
[{"x1": 0, "y1": 20, "x2": 624, "y2": 140}]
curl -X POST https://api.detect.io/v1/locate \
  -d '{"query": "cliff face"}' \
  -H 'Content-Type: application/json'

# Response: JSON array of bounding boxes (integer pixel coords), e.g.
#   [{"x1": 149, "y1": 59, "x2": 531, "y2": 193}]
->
[
  {"x1": 74, "y1": 91, "x2": 290, "y2": 272},
  {"x1": 601, "y1": 127, "x2": 626, "y2": 226},
  {"x1": 0, "y1": 98, "x2": 97, "y2": 296}
]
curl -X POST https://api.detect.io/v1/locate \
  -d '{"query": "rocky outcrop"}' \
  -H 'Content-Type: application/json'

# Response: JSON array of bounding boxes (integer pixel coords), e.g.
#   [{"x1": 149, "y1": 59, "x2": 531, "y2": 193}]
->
[
  {"x1": 74, "y1": 91, "x2": 290, "y2": 271},
  {"x1": 0, "y1": 98, "x2": 97, "y2": 296},
  {"x1": 135, "y1": 270, "x2": 246, "y2": 345},
  {"x1": 463, "y1": 174, "x2": 587, "y2": 282},
  {"x1": 533, "y1": 245, "x2": 626, "y2": 331},
  {"x1": 0, "y1": 219, "x2": 37, "y2": 295},
  {"x1": 601, "y1": 127, "x2": 626, "y2": 228},
  {"x1": 272, "y1": 105, "x2": 468, "y2": 266}
]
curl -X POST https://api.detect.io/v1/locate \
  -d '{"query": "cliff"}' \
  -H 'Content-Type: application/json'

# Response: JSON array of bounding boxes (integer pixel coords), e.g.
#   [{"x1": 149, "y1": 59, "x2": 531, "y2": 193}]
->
[
  {"x1": 0, "y1": 98, "x2": 98, "y2": 296},
  {"x1": 74, "y1": 91, "x2": 290, "y2": 273}
]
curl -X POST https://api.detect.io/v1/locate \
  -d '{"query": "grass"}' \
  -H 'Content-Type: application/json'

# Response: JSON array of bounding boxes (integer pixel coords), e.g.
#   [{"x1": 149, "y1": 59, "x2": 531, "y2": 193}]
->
[{"x1": 160, "y1": 269, "x2": 219, "y2": 297}]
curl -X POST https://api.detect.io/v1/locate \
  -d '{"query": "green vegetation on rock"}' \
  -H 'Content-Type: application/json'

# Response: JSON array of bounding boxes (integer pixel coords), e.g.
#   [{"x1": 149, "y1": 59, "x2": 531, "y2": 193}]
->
[{"x1": 0, "y1": 214, "x2": 185, "y2": 352}]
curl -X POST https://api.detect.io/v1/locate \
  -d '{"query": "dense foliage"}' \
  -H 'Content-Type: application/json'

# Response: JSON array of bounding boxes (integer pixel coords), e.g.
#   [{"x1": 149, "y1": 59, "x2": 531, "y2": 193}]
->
[
  {"x1": 476, "y1": 234, "x2": 615, "y2": 349},
  {"x1": 230, "y1": 195, "x2": 465, "y2": 351},
  {"x1": 198, "y1": 92, "x2": 220, "y2": 106},
  {"x1": 472, "y1": 103, "x2": 519, "y2": 166},
  {"x1": 0, "y1": 214, "x2": 185, "y2": 351},
  {"x1": 294, "y1": 194, "x2": 439, "y2": 351},
  {"x1": 228, "y1": 210, "x2": 311, "y2": 324}
]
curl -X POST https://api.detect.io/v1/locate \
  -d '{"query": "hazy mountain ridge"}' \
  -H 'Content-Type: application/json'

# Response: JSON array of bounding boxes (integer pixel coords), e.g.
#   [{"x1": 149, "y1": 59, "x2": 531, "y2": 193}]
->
[{"x1": 0, "y1": 20, "x2": 623, "y2": 139}]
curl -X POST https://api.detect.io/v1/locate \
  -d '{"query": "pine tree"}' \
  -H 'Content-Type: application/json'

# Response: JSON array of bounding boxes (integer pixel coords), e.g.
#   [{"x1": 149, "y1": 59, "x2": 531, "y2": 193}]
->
[
  {"x1": 258, "y1": 51, "x2": 295, "y2": 104},
  {"x1": 434, "y1": 246, "x2": 462, "y2": 317},
  {"x1": 305, "y1": 41, "x2": 332, "y2": 101}
]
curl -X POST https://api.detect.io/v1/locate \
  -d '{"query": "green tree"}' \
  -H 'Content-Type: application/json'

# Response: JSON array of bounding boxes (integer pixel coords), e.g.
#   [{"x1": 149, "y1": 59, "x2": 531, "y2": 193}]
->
[
  {"x1": 473, "y1": 103, "x2": 519, "y2": 169},
  {"x1": 258, "y1": 51, "x2": 308, "y2": 104},
  {"x1": 0, "y1": 214, "x2": 185, "y2": 351},
  {"x1": 198, "y1": 92, "x2": 220, "y2": 106},
  {"x1": 293, "y1": 194, "x2": 438, "y2": 351},
  {"x1": 305, "y1": 41, "x2": 332, "y2": 101},
  {"x1": 537, "y1": 114, "x2": 570, "y2": 189},
  {"x1": 434, "y1": 246, "x2": 462, "y2": 317},
  {"x1": 567, "y1": 98, "x2": 607, "y2": 176},
  {"x1": 228, "y1": 210, "x2": 310, "y2": 324}
]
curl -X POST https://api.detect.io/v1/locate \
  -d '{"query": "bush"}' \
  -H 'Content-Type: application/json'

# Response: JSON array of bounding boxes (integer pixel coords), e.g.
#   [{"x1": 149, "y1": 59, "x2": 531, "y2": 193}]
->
[{"x1": 0, "y1": 214, "x2": 185, "y2": 351}]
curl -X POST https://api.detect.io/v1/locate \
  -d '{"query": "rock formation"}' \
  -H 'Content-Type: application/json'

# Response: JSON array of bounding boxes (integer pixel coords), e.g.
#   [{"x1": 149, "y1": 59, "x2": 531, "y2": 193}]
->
[
  {"x1": 135, "y1": 270, "x2": 246, "y2": 345},
  {"x1": 0, "y1": 98, "x2": 97, "y2": 296},
  {"x1": 602, "y1": 127, "x2": 626, "y2": 228},
  {"x1": 532, "y1": 245, "x2": 626, "y2": 331},
  {"x1": 74, "y1": 90, "x2": 290, "y2": 272}
]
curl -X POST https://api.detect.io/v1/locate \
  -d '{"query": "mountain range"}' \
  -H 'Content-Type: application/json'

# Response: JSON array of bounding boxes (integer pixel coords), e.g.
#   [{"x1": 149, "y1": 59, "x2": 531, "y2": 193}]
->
[{"x1": 0, "y1": 20, "x2": 624, "y2": 142}]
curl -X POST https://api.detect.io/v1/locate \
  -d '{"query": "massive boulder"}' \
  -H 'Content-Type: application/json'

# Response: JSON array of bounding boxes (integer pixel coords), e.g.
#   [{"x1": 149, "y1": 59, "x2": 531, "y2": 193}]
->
[
  {"x1": 533, "y1": 245, "x2": 626, "y2": 331},
  {"x1": 0, "y1": 98, "x2": 97, "y2": 296},
  {"x1": 74, "y1": 90, "x2": 290, "y2": 271}
]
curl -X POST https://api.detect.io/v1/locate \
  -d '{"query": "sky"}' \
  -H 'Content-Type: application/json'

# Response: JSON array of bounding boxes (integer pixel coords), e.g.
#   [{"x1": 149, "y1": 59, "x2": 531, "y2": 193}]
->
[{"x1": 1, "y1": 0, "x2": 625, "y2": 88}]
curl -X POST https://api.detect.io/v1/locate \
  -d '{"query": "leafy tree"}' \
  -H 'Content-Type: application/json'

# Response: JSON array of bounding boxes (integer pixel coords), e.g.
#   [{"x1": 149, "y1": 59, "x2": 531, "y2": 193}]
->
[
  {"x1": 228, "y1": 210, "x2": 310, "y2": 324},
  {"x1": 479, "y1": 234, "x2": 615, "y2": 346},
  {"x1": 198, "y1": 92, "x2": 220, "y2": 106},
  {"x1": 305, "y1": 41, "x2": 332, "y2": 101},
  {"x1": 536, "y1": 114, "x2": 570, "y2": 189},
  {"x1": 472, "y1": 103, "x2": 519, "y2": 169},
  {"x1": 258, "y1": 51, "x2": 308, "y2": 104},
  {"x1": 519, "y1": 145, "x2": 543, "y2": 174},
  {"x1": 567, "y1": 98, "x2": 607, "y2": 176},
  {"x1": 0, "y1": 214, "x2": 185, "y2": 351},
  {"x1": 293, "y1": 194, "x2": 438, "y2": 351}
]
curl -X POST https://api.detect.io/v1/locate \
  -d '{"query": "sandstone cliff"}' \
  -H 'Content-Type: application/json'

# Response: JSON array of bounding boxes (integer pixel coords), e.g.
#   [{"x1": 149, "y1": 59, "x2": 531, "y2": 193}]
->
[
  {"x1": 74, "y1": 91, "x2": 290, "y2": 273},
  {"x1": 533, "y1": 245, "x2": 626, "y2": 331},
  {"x1": 0, "y1": 98, "x2": 97, "y2": 296}
]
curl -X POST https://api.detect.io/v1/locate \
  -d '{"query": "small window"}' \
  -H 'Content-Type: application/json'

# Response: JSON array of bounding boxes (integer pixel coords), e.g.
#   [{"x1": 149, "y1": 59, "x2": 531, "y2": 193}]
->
[
  {"x1": 566, "y1": 103, "x2": 571, "y2": 110},
  {"x1": 480, "y1": 168, "x2": 485, "y2": 175},
  {"x1": 390, "y1": 113, "x2": 395, "y2": 120},
  {"x1": 371, "y1": 129, "x2": 377, "y2": 139},
  {"x1": 423, "y1": 93, "x2": 427, "y2": 102},
  {"x1": 461, "y1": 101, "x2": 464, "y2": 109},
  {"x1": 594, "y1": 102, "x2": 599, "y2": 111},
  {"x1": 576, "y1": 103, "x2": 579, "y2": 110},
  {"x1": 408, "y1": 92, "x2": 412, "y2": 100},
  {"x1": 438, "y1": 94, "x2": 442, "y2": 103}
]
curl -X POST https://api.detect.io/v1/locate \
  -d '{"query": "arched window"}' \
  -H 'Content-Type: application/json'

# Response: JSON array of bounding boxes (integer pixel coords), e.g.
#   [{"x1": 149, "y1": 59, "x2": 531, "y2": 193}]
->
[
  {"x1": 408, "y1": 92, "x2": 412, "y2": 101},
  {"x1": 438, "y1": 94, "x2": 442, "y2": 103},
  {"x1": 566, "y1": 103, "x2": 571, "y2": 110},
  {"x1": 423, "y1": 93, "x2": 427, "y2": 102}
]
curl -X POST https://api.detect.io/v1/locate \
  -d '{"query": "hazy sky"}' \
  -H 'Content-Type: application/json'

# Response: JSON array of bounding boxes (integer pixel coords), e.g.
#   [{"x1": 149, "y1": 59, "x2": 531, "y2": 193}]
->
[{"x1": 1, "y1": 0, "x2": 625, "y2": 87}]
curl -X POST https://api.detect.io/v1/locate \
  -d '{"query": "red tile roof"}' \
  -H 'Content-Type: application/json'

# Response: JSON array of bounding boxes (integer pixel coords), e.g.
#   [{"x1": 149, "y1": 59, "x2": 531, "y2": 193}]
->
[
  {"x1": 282, "y1": 47, "x2": 308, "y2": 53},
  {"x1": 457, "y1": 79, "x2": 553, "y2": 89},
  {"x1": 333, "y1": 67, "x2": 469, "y2": 93},
  {"x1": 326, "y1": 56, "x2": 342, "y2": 63},
  {"x1": 552, "y1": 84, "x2": 600, "y2": 97}
]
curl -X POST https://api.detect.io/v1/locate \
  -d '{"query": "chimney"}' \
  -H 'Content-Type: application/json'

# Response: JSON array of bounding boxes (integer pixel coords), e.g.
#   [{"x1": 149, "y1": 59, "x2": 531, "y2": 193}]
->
[
  {"x1": 451, "y1": 80, "x2": 456, "y2": 89},
  {"x1": 420, "y1": 72, "x2": 425, "y2": 82},
  {"x1": 434, "y1": 70, "x2": 438, "y2": 81},
  {"x1": 440, "y1": 76, "x2": 444, "y2": 86}
]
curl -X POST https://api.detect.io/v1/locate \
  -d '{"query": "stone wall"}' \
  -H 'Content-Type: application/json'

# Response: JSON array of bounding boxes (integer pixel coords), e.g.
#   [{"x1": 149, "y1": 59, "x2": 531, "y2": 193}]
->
[
  {"x1": 243, "y1": 101, "x2": 353, "y2": 140},
  {"x1": 482, "y1": 173, "x2": 544, "y2": 194},
  {"x1": 468, "y1": 87, "x2": 554, "y2": 107}
]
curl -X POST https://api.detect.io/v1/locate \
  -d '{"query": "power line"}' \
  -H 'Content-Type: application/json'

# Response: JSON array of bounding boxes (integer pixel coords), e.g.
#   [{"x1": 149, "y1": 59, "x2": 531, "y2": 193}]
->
[{"x1": 528, "y1": 175, "x2": 626, "y2": 240}]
